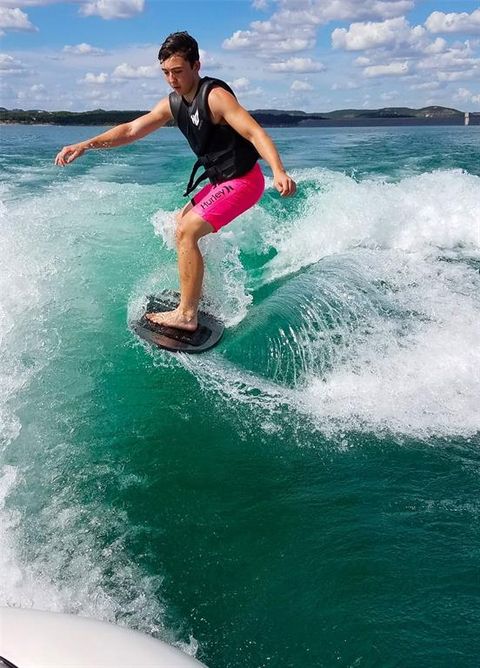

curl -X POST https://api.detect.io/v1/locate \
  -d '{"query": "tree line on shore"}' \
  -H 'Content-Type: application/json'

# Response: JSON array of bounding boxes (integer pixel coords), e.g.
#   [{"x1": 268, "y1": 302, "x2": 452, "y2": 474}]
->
[{"x1": 1, "y1": 105, "x2": 477, "y2": 126}]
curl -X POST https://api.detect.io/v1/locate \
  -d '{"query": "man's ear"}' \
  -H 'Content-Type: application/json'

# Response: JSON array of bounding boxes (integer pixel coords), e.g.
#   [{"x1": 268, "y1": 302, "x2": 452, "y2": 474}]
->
[{"x1": 193, "y1": 60, "x2": 200, "y2": 74}]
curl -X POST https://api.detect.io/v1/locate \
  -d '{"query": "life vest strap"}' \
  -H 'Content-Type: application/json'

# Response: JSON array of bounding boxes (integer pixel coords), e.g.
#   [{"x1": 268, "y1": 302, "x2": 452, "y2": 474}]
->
[{"x1": 183, "y1": 158, "x2": 210, "y2": 197}]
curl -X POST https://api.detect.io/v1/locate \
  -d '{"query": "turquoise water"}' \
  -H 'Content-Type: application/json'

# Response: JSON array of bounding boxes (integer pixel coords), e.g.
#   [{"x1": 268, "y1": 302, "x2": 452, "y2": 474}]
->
[{"x1": 1, "y1": 125, "x2": 480, "y2": 667}]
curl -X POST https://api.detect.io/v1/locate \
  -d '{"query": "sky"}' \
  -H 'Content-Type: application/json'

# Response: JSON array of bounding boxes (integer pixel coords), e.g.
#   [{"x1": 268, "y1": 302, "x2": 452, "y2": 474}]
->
[{"x1": 1, "y1": 0, "x2": 479, "y2": 113}]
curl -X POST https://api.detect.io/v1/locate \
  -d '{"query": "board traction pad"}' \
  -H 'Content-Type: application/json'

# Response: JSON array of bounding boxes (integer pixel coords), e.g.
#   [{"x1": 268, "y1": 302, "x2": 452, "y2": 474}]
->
[{"x1": 133, "y1": 292, "x2": 224, "y2": 353}]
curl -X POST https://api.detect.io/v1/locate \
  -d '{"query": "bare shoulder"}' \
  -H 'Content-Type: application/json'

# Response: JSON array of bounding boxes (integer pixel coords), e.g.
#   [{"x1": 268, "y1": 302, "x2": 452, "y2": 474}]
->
[
  {"x1": 208, "y1": 86, "x2": 238, "y2": 110},
  {"x1": 207, "y1": 86, "x2": 243, "y2": 123},
  {"x1": 149, "y1": 96, "x2": 174, "y2": 122}
]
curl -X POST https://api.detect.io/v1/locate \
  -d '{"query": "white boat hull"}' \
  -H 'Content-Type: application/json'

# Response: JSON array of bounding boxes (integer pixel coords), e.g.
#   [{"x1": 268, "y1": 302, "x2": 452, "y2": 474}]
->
[{"x1": 0, "y1": 607, "x2": 207, "y2": 667}]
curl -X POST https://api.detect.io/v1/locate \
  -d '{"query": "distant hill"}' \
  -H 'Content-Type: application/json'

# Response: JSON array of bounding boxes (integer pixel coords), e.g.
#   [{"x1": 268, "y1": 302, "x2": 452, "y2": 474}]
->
[
  {"x1": 0, "y1": 108, "x2": 147, "y2": 126},
  {"x1": 1, "y1": 105, "x2": 477, "y2": 127},
  {"x1": 250, "y1": 105, "x2": 476, "y2": 127},
  {"x1": 324, "y1": 105, "x2": 462, "y2": 119}
]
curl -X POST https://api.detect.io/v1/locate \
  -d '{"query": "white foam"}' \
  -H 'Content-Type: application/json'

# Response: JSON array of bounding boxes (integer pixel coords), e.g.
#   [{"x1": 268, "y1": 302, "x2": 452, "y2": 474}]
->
[
  {"x1": 0, "y1": 466, "x2": 25, "y2": 605},
  {"x1": 0, "y1": 463, "x2": 183, "y2": 645},
  {"x1": 299, "y1": 251, "x2": 480, "y2": 438},
  {"x1": 179, "y1": 167, "x2": 480, "y2": 441},
  {"x1": 260, "y1": 168, "x2": 480, "y2": 284},
  {"x1": 0, "y1": 178, "x2": 194, "y2": 650}
]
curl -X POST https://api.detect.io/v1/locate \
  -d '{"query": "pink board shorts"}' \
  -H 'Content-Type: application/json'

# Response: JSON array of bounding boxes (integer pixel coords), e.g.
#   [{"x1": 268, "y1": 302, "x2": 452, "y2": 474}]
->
[{"x1": 191, "y1": 162, "x2": 265, "y2": 232}]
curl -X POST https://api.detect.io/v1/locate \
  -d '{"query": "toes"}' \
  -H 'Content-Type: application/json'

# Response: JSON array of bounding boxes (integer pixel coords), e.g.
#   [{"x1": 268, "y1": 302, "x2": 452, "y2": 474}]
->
[{"x1": 146, "y1": 313, "x2": 162, "y2": 324}]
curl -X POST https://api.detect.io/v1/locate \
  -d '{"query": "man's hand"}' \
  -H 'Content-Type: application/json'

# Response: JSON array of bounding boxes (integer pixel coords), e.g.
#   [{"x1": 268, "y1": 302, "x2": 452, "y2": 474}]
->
[
  {"x1": 55, "y1": 143, "x2": 86, "y2": 166},
  {"x1": 274, "y1": 170, "x2": 296, "y2": 197}
]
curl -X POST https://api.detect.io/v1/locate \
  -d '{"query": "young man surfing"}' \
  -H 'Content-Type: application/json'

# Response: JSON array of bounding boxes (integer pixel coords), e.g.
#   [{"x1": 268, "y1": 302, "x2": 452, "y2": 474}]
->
[{"x1": 55, "y1": 32, "x2": 296, "y2": 332}]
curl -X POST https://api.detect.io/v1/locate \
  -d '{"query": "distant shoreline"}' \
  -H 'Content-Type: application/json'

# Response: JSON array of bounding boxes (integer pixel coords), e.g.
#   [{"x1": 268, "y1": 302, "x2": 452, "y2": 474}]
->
[
  {"x1": 1, "y1": 105, "x2": 478, "y2": 127},
  {"x1": 3, "y1": 119, "x2": 477, "y2": 127}
]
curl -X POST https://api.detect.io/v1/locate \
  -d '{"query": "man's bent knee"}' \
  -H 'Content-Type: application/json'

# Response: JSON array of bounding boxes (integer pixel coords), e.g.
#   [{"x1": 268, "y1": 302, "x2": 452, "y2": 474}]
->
[
  {"x1": 175, "y1": 224, "x2": 203, "y2": 247},
  {"x1": 176, "y1": 214, "x2": 213, "y2": 246}
]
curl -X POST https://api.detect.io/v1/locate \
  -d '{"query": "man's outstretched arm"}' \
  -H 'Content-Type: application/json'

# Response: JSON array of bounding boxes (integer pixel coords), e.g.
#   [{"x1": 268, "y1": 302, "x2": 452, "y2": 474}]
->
[
  {"x1": 208, "y1": 87, "x2": 296, "y2": 197},
  {"x1": 54, "y1": 97, "x2": 173, "y2": 166}
]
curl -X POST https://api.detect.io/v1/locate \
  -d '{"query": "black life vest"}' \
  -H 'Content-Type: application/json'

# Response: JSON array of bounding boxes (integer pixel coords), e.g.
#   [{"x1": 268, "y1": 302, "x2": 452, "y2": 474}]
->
[{"x1": 169, "y1": 77, "x2": 259, "y2": 196}]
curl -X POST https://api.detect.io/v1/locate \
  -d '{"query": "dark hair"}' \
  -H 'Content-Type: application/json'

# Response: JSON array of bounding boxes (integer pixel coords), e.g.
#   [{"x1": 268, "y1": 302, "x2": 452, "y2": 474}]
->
[{"x1": 158, "y1": 32, "x2": 199, "y2": 66}]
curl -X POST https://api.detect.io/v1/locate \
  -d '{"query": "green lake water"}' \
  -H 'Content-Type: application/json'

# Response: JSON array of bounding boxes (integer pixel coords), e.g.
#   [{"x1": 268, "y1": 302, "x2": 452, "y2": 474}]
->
[{"x1": 1, "y1": 125, "x2": 480, "y2": 667}]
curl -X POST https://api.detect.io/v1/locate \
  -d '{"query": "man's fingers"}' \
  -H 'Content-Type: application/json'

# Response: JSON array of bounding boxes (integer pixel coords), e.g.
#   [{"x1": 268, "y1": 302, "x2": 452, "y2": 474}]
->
[
  {"x1": 55, "y1": 149, "x2": 68, "y2": 166},
  {"x1": 287, "y1": 179, "x2": 296, "y2": 196},
  {"x1": 55, "y1": 146, "x2": 80, "y2": 166},
  {"x1": 275, "y1": 174, "x2": 297, "y2": 197},
  {"x1": 278, "y1": 178, "x2": 296, "y2": 197}
]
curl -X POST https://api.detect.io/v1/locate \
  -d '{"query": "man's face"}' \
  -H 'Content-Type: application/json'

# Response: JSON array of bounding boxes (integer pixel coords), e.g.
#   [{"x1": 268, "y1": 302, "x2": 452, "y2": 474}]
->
[{"x1": 160, "y1": 54, "x2": 200, "y2": 96}]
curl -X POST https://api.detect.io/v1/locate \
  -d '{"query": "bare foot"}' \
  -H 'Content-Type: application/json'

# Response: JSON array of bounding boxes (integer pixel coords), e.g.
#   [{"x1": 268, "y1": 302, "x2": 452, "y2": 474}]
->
[{"x1": 146, "y1": 307, "x2": 198, "y2": 332}]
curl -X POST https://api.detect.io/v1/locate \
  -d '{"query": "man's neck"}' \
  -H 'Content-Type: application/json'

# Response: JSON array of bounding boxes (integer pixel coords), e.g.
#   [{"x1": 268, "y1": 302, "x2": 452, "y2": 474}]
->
[{"x1": 183, "y1": 75, "x2": 201, "y2": 103}]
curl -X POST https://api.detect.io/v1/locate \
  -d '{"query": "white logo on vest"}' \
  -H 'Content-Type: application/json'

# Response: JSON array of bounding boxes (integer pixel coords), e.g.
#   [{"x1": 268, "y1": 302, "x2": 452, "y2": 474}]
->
[{"x1": 190, "y1": 110, "x2": 199, "y2": 126}]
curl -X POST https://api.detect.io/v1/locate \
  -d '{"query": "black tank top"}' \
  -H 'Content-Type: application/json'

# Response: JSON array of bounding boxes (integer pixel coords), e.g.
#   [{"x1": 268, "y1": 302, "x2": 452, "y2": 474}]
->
[{"x1": 169, "y1": 77, "x2": 259, "y2": 196}]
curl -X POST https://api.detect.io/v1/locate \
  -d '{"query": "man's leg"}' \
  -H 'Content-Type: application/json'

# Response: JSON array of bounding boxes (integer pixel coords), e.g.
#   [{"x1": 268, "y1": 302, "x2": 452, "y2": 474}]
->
[
  {"x1": 146, "y1": 164, "x2": 264, "y2": 331},
  {"x1": 146, "y1": 208, "x2": 213, "y2": 331}
]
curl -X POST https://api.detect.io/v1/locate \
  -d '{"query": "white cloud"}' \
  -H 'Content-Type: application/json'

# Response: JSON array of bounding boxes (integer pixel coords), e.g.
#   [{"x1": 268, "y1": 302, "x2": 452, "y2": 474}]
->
[
  {"x1": 0, "y1": 1, "x2": 62, "y2": 6},
  {"x1": 417, "y1": 42, "x2": 480, "y2": 79},
  {"x1": 437, "y1": 69, "x2": 478, "y2": 83},
  {"x1": 0, "y1": 6, "x2": 36, "y2": 33},
  {"x1": 16, "y1": 82, "x2": 47, "y2": 102},
  {"x1": 364, "y1": 61, "x2": 409, "y2": 77},
  {"x1": 237, "y1": 87, "x2": 263, "y2": 97},
  {"x1": 222, "y1": 0, "x2": 413, "y2": 57},
  {"x1": 423, "y1": 37, "x2": 447, "y2": 54},
  {"x1": 354, "y1": 55, "x2": 371, "y2": 66},
  {"x1": 332, "y1": 17, "x2": 425, "y2": 51},
  {"x1": 223, "y1": 30, "x2": 252, "y2": 50},
  {"x1": 330, "y1": 13, "x2": 480, "y2": 88},
  {"x1": 268, "y1": 57, "x2": 325, "y2": 72},
  {"x1": 291, "y1": 80, "x2": 314, "y2": 91},
  {"x1": 264, "y1": 0, "x2": 414, "y2": 26},
  {"x1": 63, "y1": 43, "x2": 105, "y2": 56},
  {"x1": 80, "y1": 0, "x2": 144, "y2": 19},
  {"x1": 4, "y1": 0, "x2": 478, "y2": 113},
  {"x1": 0, "y1": 0, "x2": 145, "y2": 19},
  {"x1": 426, "y1": 9, "x2": 480, "y2": 35},
  {"x1": 0, "y1": 52, "x2": 27, "y2": 73},
  {"x1": 226, "y1": 76, "x2": 262, "y2": 97},
  {"x1": 410, "y1": 81, "x2": 441, "y2": 91},
  {"x1": 275, "y1": 37, "x2": 316, "y2": 52},
  {"x1": 0, "y1": 43, "x2": 171, "y2": 111},
  {"x1": 112, "y1": 62, "x2": 158, "y2": 79},
  {"x1": 81, "y1": 72, "x2": 109, "y2": 84},
  {"x1": 198, "y1": 49, "x2": 223, "y2": 70},
  {"x1": 230, "y1": 77, "x2": 250, "y2": 92},
  {"x1": 83, "y1": 88, "x2": 121, "y2": 103},
  {"x1": 380, "y1": 90, "x2": 398, "y2": 101},
  {"x1": 453, "y1": 87, "x2": 480, "y2": 104},
  {"x1": 331, "y1": 80, "x2": 359, "y2": 90},
  {"x1": 0, "y1": 80, "x2": 16, "y2": 99},
  {"x1": 223, "y1": 28, "x2": 315, "y2": 54},
  {"x1": 310, "y1": 0, "x2": 414, "y2": 23}
]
